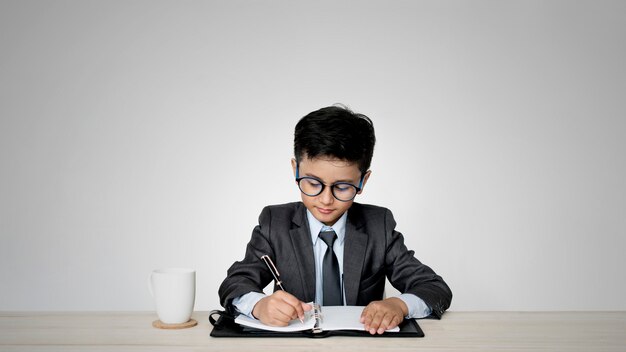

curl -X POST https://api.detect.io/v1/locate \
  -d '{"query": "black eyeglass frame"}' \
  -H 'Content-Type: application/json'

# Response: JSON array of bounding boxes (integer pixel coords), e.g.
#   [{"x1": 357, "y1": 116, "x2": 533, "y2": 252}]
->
[{"x1": 295, "y1": 163, "x2": 365, "y2": 202}]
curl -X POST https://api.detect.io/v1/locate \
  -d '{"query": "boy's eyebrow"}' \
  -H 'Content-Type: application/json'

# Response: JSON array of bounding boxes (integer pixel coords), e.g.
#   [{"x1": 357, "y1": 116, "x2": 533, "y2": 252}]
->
[{"x1": 302, "y1": 172, "x2": 356, "y2": 184}]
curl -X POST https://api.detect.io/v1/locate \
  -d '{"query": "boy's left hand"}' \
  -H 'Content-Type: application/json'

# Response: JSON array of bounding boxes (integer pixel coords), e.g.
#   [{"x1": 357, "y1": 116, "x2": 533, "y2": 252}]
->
[{"x1": 360, "y1": 297, "x2": 408, "y2": 335}]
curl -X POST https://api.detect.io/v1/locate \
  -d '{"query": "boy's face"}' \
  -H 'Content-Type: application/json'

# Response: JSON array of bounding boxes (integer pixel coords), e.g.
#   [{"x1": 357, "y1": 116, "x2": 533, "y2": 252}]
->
[{"x1": 291, "y1": 156, "x2": 370, "y2": 226}]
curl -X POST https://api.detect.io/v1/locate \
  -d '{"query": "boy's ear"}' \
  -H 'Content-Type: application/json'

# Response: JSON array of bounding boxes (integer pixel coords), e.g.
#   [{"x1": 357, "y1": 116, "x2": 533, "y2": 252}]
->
[
  {"x1": 358, "y1": 170, "x2": 372, "y2": 194},
  {"x1": 291, "y1": 158, "x2": 297, "y2": 178}
]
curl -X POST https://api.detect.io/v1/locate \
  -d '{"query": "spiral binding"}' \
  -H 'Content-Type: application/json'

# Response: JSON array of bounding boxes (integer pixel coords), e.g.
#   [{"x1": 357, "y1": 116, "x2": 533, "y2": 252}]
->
[{"x1": 312, "y1": 304, "x2": 323, "y2": 333}]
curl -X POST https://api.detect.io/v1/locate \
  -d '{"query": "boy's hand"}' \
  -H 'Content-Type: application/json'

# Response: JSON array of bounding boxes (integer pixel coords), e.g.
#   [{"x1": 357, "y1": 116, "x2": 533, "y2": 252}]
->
[
  {"x1": 252, "y1": 291, "x2": 312, "y2": 327},
  {"x1": 360, "y1": 297, "x2": 408, "y2": 335}
]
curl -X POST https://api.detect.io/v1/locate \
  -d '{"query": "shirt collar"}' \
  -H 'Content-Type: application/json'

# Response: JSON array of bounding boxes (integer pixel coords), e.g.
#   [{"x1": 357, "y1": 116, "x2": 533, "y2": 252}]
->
[{"x1": 306, "y1": 209, "x2": 347, "y2": 246}]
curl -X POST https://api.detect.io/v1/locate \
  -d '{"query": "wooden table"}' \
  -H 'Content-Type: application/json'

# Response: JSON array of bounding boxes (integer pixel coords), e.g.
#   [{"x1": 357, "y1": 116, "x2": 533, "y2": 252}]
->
[{"x1": 1, "y1": 311, "x2": 625, "y2": 351}]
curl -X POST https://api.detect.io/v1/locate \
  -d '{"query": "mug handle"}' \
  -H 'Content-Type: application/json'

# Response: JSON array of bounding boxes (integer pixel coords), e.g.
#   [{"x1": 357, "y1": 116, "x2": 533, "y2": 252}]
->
[{"x1": 148, "y1": 272, "x2": 154, "y2": 297}]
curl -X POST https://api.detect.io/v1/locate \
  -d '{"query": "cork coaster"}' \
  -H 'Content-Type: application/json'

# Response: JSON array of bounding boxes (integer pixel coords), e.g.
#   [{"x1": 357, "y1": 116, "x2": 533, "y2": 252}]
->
[{"x1": 152, "y1": 318, "x2": 198, "y2": 329}]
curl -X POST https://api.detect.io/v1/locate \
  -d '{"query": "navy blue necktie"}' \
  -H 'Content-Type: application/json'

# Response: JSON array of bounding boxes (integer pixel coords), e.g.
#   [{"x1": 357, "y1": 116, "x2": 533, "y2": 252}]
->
[{"x1": 319, "y1": 230, "x2": 342, "y2": 306}]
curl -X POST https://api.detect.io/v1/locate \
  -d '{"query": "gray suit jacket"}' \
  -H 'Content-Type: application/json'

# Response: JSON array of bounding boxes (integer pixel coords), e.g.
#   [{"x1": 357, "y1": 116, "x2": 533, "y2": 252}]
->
[{"x1": 218, "y1": 202, "x2": 452, "y2": 318}]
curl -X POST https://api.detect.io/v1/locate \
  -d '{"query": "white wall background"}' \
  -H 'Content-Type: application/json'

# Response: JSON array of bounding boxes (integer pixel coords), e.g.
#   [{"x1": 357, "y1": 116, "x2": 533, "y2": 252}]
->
[{"x1": 1, "y1": 0, "x2": 625, "y2": 312}]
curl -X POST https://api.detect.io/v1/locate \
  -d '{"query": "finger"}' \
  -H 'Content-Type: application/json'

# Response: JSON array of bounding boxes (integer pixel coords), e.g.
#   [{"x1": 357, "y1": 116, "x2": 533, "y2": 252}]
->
[
  {"x1": 361, "y1": 308, "x2": 374, "y2": 329},
  {"x1": 273, "y1": 302, "x2": 298, "y2": 324},
  {"x1": 266, "y1": 293, "x2": 298, "y2": 323},
  {"x1": 264, "y1": 306, "x2": 292, "y2": 327},
  {"x1": 301, "y1": 302, "x2": 313, "y2": 312},
  {"x1": 267, "y1": 316, "x2": 289, "y2": 327},
  {"x1": 360, "y1": 306, "x2": 368, "y2": 323},
  {"x1": 268, "y1": 291, "x2": 298, "y2": 320},
  {"x1": 377, "y1": 312, "x2": 395, "y2": 334},
  {"x1": 279, "y1": 292, "x2": 306, "y2": 320},
  {"x1": 385, "y1": 315, "x2": 403, "y2": 331},
  {"x1": 368, "y1": 311, "x2": 385, "y2": 335}
]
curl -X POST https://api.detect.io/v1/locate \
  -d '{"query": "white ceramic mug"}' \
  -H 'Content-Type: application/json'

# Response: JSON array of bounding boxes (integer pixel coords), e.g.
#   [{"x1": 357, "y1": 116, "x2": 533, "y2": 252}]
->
[{"x1": 149, "y1": 268, "x2": 196, "y2": 324}]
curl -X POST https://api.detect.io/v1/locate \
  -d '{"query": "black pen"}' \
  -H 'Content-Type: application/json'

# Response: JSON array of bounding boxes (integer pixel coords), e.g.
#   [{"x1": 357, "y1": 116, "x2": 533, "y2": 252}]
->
[{"x1": 260, "y1": 254, "x2": 303, "y2": 323}]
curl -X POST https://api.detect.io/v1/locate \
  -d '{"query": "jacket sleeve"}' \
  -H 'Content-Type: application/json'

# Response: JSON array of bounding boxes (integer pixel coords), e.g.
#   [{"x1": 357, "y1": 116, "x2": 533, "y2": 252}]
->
[
  {"x1": 383, "y1": 208, "x2": 453, "y2": 319},
  {"x1": 218, "y1": 206, "x2": 275, "y2": 314}
]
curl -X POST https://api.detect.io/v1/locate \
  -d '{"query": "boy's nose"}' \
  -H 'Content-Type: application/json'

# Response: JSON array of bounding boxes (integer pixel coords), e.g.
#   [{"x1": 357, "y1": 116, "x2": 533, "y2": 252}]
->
[{"x1": 318, "y1": 186, "x2": 334, "y2": 205}]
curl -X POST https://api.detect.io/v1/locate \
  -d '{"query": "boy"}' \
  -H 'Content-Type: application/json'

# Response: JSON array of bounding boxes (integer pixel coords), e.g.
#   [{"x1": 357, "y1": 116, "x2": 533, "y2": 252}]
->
[{"x1": 218, "y1": 105, "x2": 452, "y2": 334}]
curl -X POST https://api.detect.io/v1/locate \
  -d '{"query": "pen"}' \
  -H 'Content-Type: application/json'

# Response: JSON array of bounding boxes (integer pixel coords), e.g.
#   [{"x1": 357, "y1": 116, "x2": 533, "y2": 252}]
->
[
  {"x1": 260, "y1": 254, "x2": 303, "y2": 323},
  {"x1": 260, "y1": 255, "x2": 285, "y2": 291}
]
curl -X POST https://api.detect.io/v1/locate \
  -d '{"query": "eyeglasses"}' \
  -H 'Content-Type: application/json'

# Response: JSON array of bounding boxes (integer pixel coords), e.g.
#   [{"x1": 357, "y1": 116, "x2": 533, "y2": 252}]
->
[{"x1": 295, "y1": 164, "x2": 364, "y2": 202}]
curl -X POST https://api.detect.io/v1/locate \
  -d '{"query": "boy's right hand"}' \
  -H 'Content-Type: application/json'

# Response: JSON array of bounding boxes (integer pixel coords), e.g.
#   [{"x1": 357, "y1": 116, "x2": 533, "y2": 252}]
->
[{"x1": 251, "y1": 291, "x2": 312, "y2": 327}]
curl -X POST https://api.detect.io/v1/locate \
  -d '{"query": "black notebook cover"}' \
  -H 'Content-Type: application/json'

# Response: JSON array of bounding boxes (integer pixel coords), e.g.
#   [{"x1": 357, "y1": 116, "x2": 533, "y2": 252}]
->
[{"x1": 209, "y1": 310, "x2": 424, "y2": 338}]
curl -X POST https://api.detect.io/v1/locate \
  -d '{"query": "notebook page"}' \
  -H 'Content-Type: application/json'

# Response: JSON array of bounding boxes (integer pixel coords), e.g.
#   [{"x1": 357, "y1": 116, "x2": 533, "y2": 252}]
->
[
  {"x1": 320, "y1": 306, "x2": 400, "y2": 332},
  {"x1": 234, "y1": 309, "x2": 316, "y2": 332}
]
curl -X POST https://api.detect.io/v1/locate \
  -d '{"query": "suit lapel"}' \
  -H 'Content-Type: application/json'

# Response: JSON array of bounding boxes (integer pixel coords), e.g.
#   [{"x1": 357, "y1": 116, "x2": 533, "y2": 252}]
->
[
  {"x1": 288, "y1": 204, "x2": 316, "y2": 303},
  {"x1": 343, "y1": 207, "x2": 368, "y2": 305}
]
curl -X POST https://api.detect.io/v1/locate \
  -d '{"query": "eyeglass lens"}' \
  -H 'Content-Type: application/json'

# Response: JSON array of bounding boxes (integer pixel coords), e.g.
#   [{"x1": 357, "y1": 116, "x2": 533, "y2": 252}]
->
[{"x1": 298, "y1": 177, "x2": 358, "y2": 201}]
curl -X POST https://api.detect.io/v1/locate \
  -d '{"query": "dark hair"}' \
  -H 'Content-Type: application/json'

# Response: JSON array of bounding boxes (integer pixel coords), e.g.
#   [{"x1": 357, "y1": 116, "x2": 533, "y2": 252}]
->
[{"x1": 294, "y1": 105, "x2": 376, "y2": 173}]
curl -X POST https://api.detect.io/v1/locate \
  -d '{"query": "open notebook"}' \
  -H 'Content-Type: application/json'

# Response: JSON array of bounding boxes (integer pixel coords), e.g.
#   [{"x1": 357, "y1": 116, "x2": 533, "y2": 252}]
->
[{"x1": 234, "y1": 304, "x2": 400, "y2": 333}]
